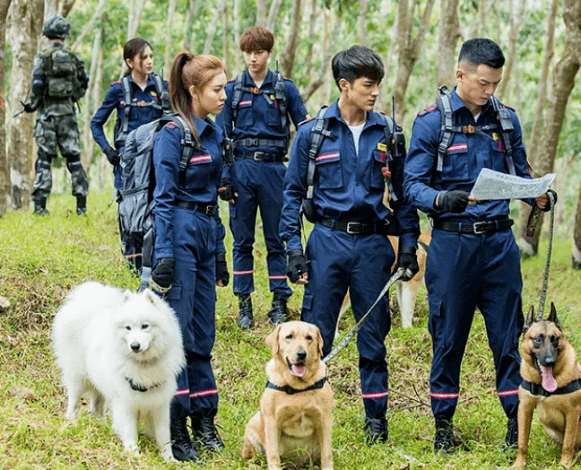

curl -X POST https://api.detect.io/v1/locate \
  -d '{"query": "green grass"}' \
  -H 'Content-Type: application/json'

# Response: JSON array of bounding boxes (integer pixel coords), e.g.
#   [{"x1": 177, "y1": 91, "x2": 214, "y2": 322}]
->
[{"x1": 1, "y1": 190, "x2": 580, "y2": 469}]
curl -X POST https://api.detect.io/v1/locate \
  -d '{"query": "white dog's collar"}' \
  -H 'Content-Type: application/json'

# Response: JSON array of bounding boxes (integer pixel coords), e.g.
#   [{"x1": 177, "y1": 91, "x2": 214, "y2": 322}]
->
[{"x1": 126, "y1": 377, "x2": 165, "y2": 392}]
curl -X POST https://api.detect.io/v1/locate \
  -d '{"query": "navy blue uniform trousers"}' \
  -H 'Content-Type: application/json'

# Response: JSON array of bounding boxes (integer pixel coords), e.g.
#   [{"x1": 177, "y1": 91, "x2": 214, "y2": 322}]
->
[
  {"x1": 301, "y1": 224, "x2": 394, "y2": 419},
  {"x1": 229, "y1": 158, "x2": 291, "y2": 297},
  {"x1": 426, "y1": 227, "x2": 523, "y2": 421},
  {"x1": 165, "y1": 207, "x2": 219, "y2": 420}
]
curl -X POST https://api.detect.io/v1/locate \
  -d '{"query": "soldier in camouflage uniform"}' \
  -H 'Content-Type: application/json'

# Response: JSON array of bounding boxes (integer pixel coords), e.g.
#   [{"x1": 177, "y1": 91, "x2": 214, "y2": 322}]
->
[{"x1": 23, "y1": 15, "x2": 89, "y2": 216}]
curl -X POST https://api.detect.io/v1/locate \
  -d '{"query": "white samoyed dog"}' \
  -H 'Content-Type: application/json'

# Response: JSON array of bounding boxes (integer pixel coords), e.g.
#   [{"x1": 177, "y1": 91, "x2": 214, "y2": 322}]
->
[{"x1": 52, "y1": 281, "x2": 185, "y2": 461}]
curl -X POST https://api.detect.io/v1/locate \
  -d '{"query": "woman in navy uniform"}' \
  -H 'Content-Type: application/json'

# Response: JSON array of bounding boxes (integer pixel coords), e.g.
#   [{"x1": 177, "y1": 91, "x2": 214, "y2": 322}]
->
[
  {"x1": 280, "y1": 45, "x2": 419, "y2": 444},
  {"x1": 91, "y1": 38, "x2": 169, "y2": 270},
  {"x1": 148, "y1": 52, "x2": 229, "y2": 462},
  {"x1": 404, "y1": 38, "x2": 556, "y2": 454}
]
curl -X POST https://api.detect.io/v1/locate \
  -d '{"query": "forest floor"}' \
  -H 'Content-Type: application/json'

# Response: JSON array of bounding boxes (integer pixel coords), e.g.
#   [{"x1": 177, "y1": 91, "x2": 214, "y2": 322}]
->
[{"x1": 1, "y1": 190, "x2": 580, "y2": 469}]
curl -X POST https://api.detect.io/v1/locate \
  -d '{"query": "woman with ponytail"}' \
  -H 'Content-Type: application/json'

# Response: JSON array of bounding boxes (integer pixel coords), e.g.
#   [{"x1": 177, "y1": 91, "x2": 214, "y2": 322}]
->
[{"x1": 149, "y1": 52, "x2": 229, "y2": 462}]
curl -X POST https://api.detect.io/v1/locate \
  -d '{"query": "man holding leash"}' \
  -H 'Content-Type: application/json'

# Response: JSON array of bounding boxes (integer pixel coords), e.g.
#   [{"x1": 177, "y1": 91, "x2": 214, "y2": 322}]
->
[
  {"x1": 280, "y1": 45, "x2": 420, "y2": 444},
  {"x1": 404, "y1": 38, "x2": 556, "y2": 454}
]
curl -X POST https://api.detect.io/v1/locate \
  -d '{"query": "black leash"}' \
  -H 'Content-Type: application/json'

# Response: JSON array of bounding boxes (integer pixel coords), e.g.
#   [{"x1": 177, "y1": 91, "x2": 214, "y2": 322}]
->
[
  {"x1": 535, "y1": 191, "x2": 556, "y2": 321},
  {"x1": 323, "y1": 268, "x2": 406, "y2": 364}
]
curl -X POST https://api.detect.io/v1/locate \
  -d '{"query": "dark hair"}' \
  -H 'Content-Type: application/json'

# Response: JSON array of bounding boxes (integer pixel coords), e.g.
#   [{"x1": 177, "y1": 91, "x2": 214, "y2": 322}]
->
[
  {"x1": 240, "y1": 27, "x2": 274, "y2": 52},
  {"x1": 331, "y1": 45, "x2": 384, "y2": 90},
  {"x1": 123, "y1": 38, "x2": 152, "y2": 76},
  {"x1": 169, "y1": 52, "x2": 226, "y2": 143},
  {"x1": 458, "y1": 38, "x2": 505, "y2": 69}
]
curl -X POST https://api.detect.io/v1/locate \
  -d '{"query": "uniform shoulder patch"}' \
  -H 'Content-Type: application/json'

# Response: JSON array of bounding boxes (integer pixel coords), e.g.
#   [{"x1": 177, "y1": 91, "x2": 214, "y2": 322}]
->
[
  {"x1": 418, "y1": 103, "x2": 438, "y2": 117},
  {"x1": 112, "y1": 80, "x2": 122, "y2": 85},
  {"x1": 298, "y1": 117, "x2": 313, "y2": 127},
  {"x1": 228, "y1": 78, "x2": 236, "y2": 83}
]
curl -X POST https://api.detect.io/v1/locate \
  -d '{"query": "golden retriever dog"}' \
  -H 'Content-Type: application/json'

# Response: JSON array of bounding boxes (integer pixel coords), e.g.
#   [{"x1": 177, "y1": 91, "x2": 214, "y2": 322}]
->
[{"x1": 242, "y1": 321, "x2": 334, "y2": 470}]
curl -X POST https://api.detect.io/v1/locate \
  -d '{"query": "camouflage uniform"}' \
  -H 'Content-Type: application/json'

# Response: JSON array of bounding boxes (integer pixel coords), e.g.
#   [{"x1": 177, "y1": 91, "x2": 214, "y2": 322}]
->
[{"x1": 26, "y1": 16, "x2": 89, "y2": 215}]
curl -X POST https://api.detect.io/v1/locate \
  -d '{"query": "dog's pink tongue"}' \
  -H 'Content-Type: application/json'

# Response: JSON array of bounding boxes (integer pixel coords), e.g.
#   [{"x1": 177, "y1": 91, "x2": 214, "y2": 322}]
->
[
  {"x1": 539, "y1": 365, "x2": 558, "y2": 393},
  {"x1": 292, "y1": 364, "x2": 306, "y2": 377}
]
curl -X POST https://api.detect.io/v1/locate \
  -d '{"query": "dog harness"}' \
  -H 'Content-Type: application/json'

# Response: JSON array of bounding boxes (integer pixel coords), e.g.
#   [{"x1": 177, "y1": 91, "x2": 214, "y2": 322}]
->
[
  {"x1": 521, "y1": 378, "x2": 581, "y2": 397},
  {"x1": 265, "y1": 376, "x2": 327, "y2": 395},
  {"x1": 126, "y1": 377, "x2": 165, "y2": 393}
]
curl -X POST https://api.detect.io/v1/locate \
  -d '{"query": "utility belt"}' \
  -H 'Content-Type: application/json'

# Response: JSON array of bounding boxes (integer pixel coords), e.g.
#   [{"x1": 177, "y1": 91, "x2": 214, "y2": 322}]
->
[
  {"x1": 239, "y1": 151, "x2": 287, "y2": 162},
  {"x1": 176, "y1": 200, "x2": 218, "y2": 217},
  {"x1": 431, "y1": 216, "x2": 513, "y2": 234},
  {"x1": 317, "y1": 217, "x2": 392, "y2": 236}
]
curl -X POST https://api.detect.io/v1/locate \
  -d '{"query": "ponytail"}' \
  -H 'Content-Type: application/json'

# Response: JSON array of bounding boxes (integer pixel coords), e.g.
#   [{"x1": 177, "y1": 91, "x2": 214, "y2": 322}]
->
[{"x1": 169, "y1": 52, "x2": 227, "y2": 146}]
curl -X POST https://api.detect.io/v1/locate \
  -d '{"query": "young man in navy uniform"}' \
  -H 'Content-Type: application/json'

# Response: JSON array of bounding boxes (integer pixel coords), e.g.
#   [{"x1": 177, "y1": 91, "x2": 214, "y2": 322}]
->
[
  {"x1": 404, "y1": 38, "x2": 556, "y2": 454},
  {"x1": 280, "y1": 45, "x2": 420, "y2": 443},
  {"x1": 217, "y1": 27, "x2": 309, "y2": 329}
]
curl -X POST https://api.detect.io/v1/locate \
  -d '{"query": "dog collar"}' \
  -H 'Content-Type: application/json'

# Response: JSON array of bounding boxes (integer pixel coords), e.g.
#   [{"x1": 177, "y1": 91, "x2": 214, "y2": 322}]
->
[
  {"x1": 266, "y1": 376, "x2": 327, "y2": 395},
  {"x1": 521, "y1": 378, "x2": 581, "y2": 397},
  {"x1": 126, "y1": 377, "x2": 164, "y2": 393}
]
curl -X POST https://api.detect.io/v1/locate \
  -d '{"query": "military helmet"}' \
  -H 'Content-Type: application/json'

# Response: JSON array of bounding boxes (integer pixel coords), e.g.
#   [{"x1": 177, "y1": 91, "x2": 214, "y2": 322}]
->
[{"x1": 42, "y1": 15, "x2": 70, "y2": 39}]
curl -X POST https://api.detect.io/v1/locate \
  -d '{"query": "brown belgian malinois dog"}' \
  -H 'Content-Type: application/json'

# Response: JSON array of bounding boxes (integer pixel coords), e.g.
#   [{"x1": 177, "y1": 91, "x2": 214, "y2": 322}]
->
[{"x1": 512, "y1": 302, "x2": 581, "y2": 469}]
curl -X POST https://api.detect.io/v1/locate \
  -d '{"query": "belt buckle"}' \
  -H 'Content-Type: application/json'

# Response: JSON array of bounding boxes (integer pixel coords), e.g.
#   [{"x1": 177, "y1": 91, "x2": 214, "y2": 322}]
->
[
  {"x1": 206, "y1": 205, "x2": 217, "y2": 217},
  {"x1": 473, "y1": 221, "x2": 488, "y2": 234},
  {"x1": 346, "y1": 222, "x2": 362, "y2": 235},
  {"x1": 253, "y1": 152, "x2": 267, "y2": 161}
]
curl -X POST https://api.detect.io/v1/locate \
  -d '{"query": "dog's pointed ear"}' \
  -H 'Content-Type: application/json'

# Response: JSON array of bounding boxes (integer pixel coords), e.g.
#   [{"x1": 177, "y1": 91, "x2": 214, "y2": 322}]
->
[
  {"x1": 523, "y1": 305, "x2": 535, "y2": 333},
  {"x1": 265, "y1": 325, "x2": 282, "y2": 355},
  {"x1": 548, "y1": 302, "x2": 562, "y2": 330}
]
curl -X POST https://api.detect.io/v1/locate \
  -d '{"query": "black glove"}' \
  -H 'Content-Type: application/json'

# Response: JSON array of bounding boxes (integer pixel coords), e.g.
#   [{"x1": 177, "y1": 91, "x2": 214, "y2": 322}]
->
[
  {"x1": 286, "y1": 249, "x2": 308, "y2": 283},
  {"x1": 104, "y1": 147, "x2": 120, "y2": 166},
  {"x1": 150, "y1": 257, "x2": 175, "y2": 294},
  {"x1": 21, "y1": 101, "x2": 34, "y2": 113},
  {"x1": 397, "y1": 246, "x2": 419, "y2": 281},
  {"x1": 540, "y1": 189, "x2": 558, "y2": 212},
  {"x1": 436, "y1": 190, "x2": 470, "y2": 213},
  {"x1": 215, "y1": 252, "x2": 229, "y2": 286},
  {"x1": 217, "y1": 179, "x2": 236, "y2": 201}
]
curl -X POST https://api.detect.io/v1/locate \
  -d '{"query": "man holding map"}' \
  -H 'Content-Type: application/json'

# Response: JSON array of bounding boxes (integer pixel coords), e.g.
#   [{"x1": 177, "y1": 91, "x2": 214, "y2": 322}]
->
[{"x1": 403, "y1": 38, "x2": 556, "y2": 455}]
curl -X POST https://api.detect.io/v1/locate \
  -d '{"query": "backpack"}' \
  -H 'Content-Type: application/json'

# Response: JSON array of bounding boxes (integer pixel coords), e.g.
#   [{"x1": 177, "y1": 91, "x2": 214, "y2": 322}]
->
[
  {"x1": 42, "y1": 46, "x2": 85, "y2": 102},
  {"x1": 229, "y1": 70, "x2": 289, "y2": 154},
  {"x1": 436, "y1": 85, "x2": 516, "y2": 175},
  {"x1": 118, "y1": 114, "x2": 195, "y2": 291},
  {"x1": 301, "y1": 106, "x2": 403, "y2": 223},
  {"x1": 114, "y1": 74, "x2": 171, "y2": 149}
]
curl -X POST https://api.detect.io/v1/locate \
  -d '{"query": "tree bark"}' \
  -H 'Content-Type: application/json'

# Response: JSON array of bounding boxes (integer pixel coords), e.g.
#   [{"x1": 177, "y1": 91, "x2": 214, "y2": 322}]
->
[
  {"x1": 279, "y1": 0, "x2": 303, "y2": 79},
  {"x1": 518, "y1": 0, "x2": 581, "y2": 258},
  {"x1": 203, "y1": 0, "x2": 226, "y2": 55},
  {"x1": 0, "y1": 0, "x2": 12, "y2": 216},
  {"x1": 127, "y1": 0, "x2": 147, "y2": 40},
  {"x1": 222, "y1": 0, "x2": 229, "y2": 72},
  {"x1": 182, "y1": 0, "x2": 197, "y2": 51},
  {"x1": 515, "y1": 0, "x2": 559, "y2": 244},
  {"x1": 256, "y1": 0, "x2": 267, "y2": 27},
  {"x1": 163, "y1": 0, "x2": 176, "y2": 78},
  {"x1": 436, "y1": 0, "x2": 459, "y2": 90},
  {"x1": 7, "y1": 0, "x2": 44, "y2": 210},
  {"x1": 266, "y1": 0, "x2": 283, "y2": 32},
  {"x1": 573, "y1": 179, "x2": 581, "y2": 269},
  {"x1": 301, "y1": 8, "x2": 341, "y2": 105},
  {"x1": 497, "y1": 0, "x2": 526, "y2": 103},
  {"x1": 81, "y1": 25, "x2": 101, "y2": 173},
  {"x1": 392, "y1": 0, "x2": 436, "y2": 125},
  {"x1": 358, "y1": 0, "x2": 368, "y2": 46},
  {"x1": 303, "y1": 0, "x2": 319, "y2": 78},
  {"x1": 70, "y1": 0, "x2": 108, "y2": 52},
  {"x1": 233, "y1": 0, "x2": 240, "y2": 72}
]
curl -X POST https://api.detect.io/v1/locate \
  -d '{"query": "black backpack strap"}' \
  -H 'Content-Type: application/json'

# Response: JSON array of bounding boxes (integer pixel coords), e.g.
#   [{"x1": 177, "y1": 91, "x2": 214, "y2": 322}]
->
[
  {"x1": 306, "y1": 106, "x2": 334, "y2": 199},
  {"x1": 231, "y1": 72, "x2": 245, "y2": 127},
  {"x1": 153, "y1": 74, "x2": 171, "y2": 115},
  {"x1": 436, "y1": 85, "x2": 456, "y2": 173},
  {"x1": 490, "y1": 95, "x2": 516, "y2": 175},
  {"x1": 121, "y1": 76, "x2": 132, "y2": 140}
]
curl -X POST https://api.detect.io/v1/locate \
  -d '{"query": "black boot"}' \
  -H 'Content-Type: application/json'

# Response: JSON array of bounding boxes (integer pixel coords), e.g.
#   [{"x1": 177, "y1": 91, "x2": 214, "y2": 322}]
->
[
  {"x1": 434, "y1": 418, "x2": 455, "y2": 454},
  {"x1": 504, "y1": 416, "x2": 518, "y2": 451},
  {"x1": 170, "y1": 416, "x2": 200, "y2": 462},
  {"x1": 76, "y1": 195, "x2": 87, "y2": 215},
  {"x1": 267, "y1": 294, "x2": 288, "y2": 325},
  {"x1": 191, "y1": 416, "x2": 225, "y2": 452},
  {"x1": 33, "y1": 199, "x2": 49, "y2": 216},
  {"x1": 237, "y1": 295, "x2": 253, "y2": 329},
  {"x1": 364, "y1": 417, "x2": 388, "y2": 445}
]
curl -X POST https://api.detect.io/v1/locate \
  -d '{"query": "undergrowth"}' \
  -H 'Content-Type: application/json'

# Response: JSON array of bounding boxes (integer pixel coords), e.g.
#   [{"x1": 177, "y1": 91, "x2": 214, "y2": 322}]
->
[{"x1": 0, "y1": 190, "x2": 579, "y2": 469}]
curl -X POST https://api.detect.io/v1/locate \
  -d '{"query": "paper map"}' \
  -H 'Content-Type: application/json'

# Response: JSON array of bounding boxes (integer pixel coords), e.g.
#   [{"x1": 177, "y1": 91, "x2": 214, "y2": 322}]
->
[{"x1": 470, "y1": 168, "x2": 556, "y2": 201}]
